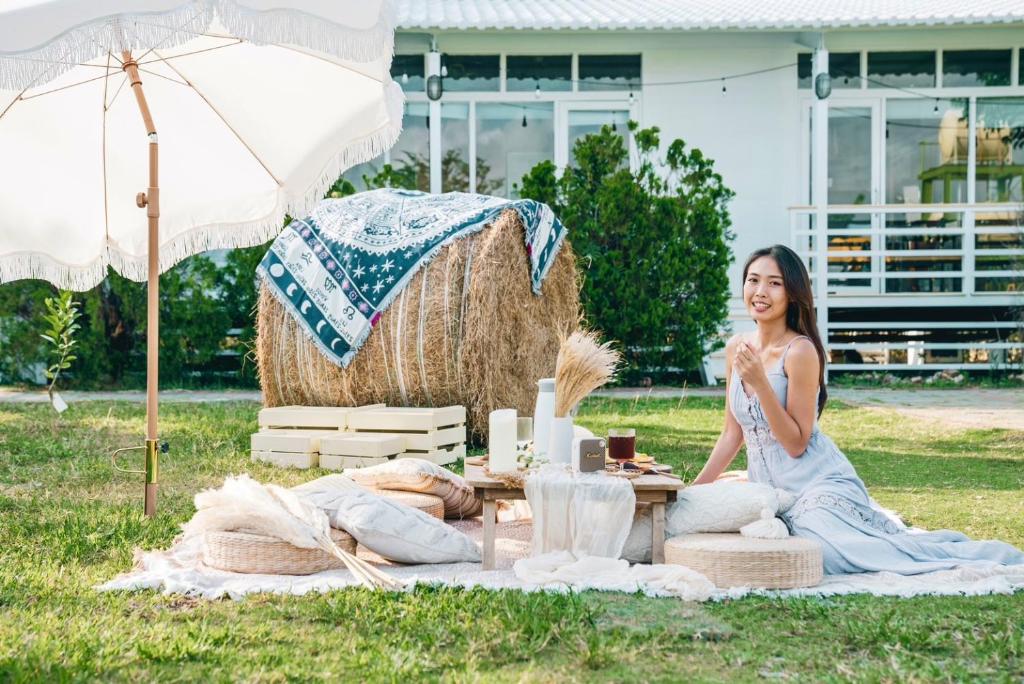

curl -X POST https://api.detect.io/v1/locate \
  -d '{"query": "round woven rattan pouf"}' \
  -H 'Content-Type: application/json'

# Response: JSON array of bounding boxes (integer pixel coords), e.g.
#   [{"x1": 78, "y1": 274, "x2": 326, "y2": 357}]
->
[
  {"x1": 665, "y1": 533, "x2": 824, "y2": 589},
  {"x1": 371, "y1": 489, "x2": 446, "y2": 520},
  {"x1": 203, "y1": 528, "x2": 357, "y2": 575}
]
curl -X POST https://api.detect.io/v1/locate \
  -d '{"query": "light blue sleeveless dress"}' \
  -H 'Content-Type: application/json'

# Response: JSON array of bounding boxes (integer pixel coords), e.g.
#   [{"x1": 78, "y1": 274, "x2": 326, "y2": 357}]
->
[{"x1": 731, "y1": 337, "x2": 1024, "y2": 575}]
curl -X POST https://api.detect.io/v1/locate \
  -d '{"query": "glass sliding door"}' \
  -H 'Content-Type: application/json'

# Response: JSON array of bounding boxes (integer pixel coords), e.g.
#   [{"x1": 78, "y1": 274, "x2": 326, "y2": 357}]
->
[{"x1": 826, "y1": 102, "x2": 880, "y2": 291}]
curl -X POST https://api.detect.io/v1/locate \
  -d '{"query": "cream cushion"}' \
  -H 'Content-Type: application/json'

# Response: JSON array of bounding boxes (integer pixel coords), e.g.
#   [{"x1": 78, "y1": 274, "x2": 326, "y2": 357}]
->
[
  {"x1": 621, "y1": 481, "x2": 796, "y2": 563},
  {"x1": 343, "y1": 458, "x2": 482, "y2": 519},
  {"x1": 293, "y1": 474, "x2": 480, "y2": 564},
  {"x1": 670, "y1": 481, "x2": 795, "y2": 535}
]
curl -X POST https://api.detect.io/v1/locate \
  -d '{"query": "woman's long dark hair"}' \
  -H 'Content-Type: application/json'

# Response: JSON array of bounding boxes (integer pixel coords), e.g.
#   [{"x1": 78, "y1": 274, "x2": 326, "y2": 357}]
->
[{"x1": 743, "y1": 244, "x2": 829, "y2": 416}]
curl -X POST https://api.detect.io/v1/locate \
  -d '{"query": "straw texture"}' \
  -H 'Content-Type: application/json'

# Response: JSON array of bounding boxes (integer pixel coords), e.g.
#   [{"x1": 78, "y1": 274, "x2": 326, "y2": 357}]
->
[
  {"x1": 665, "y1": 533, "x2": 824, "y2": 589},
  {"x1": 370, "y1": 489, "x2": 446, "y2": 520},
  {"x1": 256, "y1": 209, "x2": 581, "y2": 442},
  {"x1": 203, "y1": 528, "x2": 357, "y2": 575}
]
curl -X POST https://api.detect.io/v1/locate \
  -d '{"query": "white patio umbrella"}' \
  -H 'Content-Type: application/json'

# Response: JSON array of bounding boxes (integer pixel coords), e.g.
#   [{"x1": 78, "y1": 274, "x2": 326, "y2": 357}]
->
[{"x1": 0, "y1": 0, "x2": 404, "y2": 516}]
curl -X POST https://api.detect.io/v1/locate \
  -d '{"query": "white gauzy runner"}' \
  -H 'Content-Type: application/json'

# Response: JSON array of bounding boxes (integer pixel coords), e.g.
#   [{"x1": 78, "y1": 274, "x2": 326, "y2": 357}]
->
[{"x1": 524, "y1": 466, "x2": 636, "y2": 558}]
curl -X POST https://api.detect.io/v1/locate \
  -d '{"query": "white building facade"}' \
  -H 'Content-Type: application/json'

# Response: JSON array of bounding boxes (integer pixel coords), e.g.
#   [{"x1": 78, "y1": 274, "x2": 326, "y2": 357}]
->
[{"x1": 344, "y1": 1, "x2": 1024, "y2": 379}]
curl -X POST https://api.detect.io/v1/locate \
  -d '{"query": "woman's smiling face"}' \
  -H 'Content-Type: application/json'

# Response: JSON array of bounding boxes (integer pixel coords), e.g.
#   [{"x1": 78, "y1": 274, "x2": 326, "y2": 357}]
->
[{"x1": 743, "y1": 256, "x2": 788, "y2": 322}]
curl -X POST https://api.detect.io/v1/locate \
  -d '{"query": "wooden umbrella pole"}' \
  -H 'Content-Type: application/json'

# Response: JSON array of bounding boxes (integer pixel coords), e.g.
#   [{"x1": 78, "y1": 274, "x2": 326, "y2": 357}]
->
[{"x1": 122, "y1": 51, "x2": 161, "y2": 517}]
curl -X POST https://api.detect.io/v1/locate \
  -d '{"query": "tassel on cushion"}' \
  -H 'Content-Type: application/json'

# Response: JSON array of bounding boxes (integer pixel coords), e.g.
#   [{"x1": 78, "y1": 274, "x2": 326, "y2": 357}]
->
[{"x1": 739, "y1": 508, "x2": 790, "y2": 539}]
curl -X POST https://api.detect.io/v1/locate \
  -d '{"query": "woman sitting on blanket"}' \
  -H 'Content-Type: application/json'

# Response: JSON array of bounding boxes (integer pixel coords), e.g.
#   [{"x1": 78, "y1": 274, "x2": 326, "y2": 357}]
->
[{"x1": 692, "y1": 244, "x2": 1024, "y2": 575}]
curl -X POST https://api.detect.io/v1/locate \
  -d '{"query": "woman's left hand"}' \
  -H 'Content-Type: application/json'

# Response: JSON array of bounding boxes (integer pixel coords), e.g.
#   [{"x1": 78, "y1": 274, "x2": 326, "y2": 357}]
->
[{"x1": 734, "y1": 342, "x2": 769, "y2": 393}]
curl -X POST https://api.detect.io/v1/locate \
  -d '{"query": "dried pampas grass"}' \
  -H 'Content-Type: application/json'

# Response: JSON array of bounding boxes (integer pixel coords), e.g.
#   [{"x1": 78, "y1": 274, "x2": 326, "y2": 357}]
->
[
  {"x1": 553, "y1": 330, "x2": 620, "y2": 417},
  {"x1": 182, "y1": 475, "x2": 403, "y2": 590}
]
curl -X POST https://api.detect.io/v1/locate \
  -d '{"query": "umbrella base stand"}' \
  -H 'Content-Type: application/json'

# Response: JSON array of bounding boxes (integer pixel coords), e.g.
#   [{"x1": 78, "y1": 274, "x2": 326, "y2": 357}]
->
[
  {"x1": 112, "y1": 438, "x2": 165, "y2": 516},
  {"x1": 144, "y1": 439, "x2": 159, "y2": 518}
]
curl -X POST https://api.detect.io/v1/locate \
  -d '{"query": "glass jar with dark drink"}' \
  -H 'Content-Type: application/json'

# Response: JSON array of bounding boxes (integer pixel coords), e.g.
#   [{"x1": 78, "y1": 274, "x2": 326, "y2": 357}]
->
[{"x1": 607, "y1": 428, "x2": 636, "y2": 462}]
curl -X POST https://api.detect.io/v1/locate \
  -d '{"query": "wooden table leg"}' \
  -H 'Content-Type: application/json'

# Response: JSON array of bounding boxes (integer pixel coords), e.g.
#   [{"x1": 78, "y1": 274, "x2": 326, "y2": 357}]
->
[
  {"x1": 482, "y1": 498, "x2": 497, "y2": 570},
  {"x1": 651, "y1": 501, "x2": 666, "y2": 564}
]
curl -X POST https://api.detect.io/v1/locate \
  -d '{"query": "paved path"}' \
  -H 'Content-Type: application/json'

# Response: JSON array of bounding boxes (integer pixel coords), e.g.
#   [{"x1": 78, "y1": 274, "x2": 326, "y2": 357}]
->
[
  {"x1": 594, "y1": 386, "x2": 1024, "y2": 432},
  {"x1": 2, "y1": 386, "x2": 1020, "y2": 430}
]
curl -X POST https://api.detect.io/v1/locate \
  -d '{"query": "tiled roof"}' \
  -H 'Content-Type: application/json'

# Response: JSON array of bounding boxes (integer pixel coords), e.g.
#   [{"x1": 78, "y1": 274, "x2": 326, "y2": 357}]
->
[{"x1": 396, "y1": 0, "x2": 1024, "y2": 31}]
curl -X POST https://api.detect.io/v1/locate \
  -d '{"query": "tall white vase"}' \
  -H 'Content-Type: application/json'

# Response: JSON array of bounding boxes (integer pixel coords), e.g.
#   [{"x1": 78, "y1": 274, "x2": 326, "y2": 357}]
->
[
  {"x1": 547, "y1": 416, "x2": 574, "y2": 465},
  {"x1": 533, "y1": 378, "x2": 555, "y2": 458}
]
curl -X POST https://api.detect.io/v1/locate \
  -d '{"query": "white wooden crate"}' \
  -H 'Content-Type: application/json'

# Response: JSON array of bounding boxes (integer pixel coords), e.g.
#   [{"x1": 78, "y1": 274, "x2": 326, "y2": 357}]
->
[
  {"x1": 355, "y1": 425, "x2": 466, "y2": 452},
  {"x1": 250, "y1": 429, "x2": 339, "y2": 453},
  {"x1": 346, "y1": 406, "x2": 466, "y2": 432},
  {"x1": 319, "y1": 433, "x2": 405, "y2": 459},
  {"x1": 250, "y1": 450, "x2": 319, "y2": 469},
  {"x1": 257, "y1": 404, "x2": 385, "y2": 430},
  {"x1": 397, "y1": 444, "x2": 466, "y2": 466},
  {"x1": 319, "y1": 454, "x2": 390, "y2": 471}
]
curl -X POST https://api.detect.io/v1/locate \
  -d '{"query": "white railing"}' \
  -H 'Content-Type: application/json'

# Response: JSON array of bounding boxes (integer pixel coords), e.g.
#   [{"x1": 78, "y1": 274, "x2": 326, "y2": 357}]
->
[{"x1": 788, "y1": 203, "x2": 1023, "y2": 373}]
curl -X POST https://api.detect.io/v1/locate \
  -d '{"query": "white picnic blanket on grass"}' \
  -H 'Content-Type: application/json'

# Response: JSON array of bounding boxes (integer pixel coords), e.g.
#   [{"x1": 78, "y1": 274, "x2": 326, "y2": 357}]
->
[{"x1": 97, "y1": 519, "x2": 1024, "y2": 602}]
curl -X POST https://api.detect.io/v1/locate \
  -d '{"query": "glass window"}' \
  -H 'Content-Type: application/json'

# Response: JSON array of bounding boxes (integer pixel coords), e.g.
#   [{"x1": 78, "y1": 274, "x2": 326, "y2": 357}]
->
[
  {"x1": 975, "y1": 97, "x2": 1024, "y2": 203},
  {"x1": 476, "y1": 103, "x2": 554, "y2": 198},
  {"x1": 507, "y1": 55, "x2": 571, "y2": 91},
  {"x1": 868, "y1": 51, "x2": 935, "y2": 88},
  {"x1": 391, "y1": 54, "x2": 424, "y2": 93},
  {"x1": 827, "y1": 107, "x2": 874, "y2": 287},
  {"x1": 885, "y1": 98, "x2": 969, "y2": 206},
  {"x1": 441, "y1": 103, "x2": 469, "y2": 192},
  {"x1": 383, "y1": 102, "x2": 430, "y2": 191},
  {"x1": 943, "y1": 50, "x2": 1011, "y2": 87},
  {"x1": 797, "y1": 52, "x2": 861, "y2": 89},
  {"x1": 578, "y1": 54, "x2": 641, "y2": 91},
  {"x1": 441, "y1": 55, "x2": 499, "y2": 92},
  {"x1": 568, "y1": 110, "x2": 629, "y2": 167}
]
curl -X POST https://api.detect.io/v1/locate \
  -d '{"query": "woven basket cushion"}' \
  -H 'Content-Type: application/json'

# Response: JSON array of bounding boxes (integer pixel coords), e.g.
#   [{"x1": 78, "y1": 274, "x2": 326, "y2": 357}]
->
[
  {"x1": 371, "y1": 489, "x2": 445, "y2": 520},
  {"x1": 344, "y1": 458, "x2": 482, "y2": 519},
  {"x1": 328, "y1": 490, "x2": 480, "y2": 564},
  {"x1": 665, "y1": 533, "x2": 823, "y2": 589},
  {"x1": 669, "y1": 481, "x2": 795, "y2": 535},
  {"x1": 202, "y1": 527, "x2": 356, "y2": 576}
]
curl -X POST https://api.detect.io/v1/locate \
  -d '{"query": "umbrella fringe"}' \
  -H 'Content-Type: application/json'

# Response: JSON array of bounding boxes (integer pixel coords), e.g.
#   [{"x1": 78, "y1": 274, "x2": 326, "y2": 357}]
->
[
  {"x1": 0, "y1": 0, "x2": 397, "y2": 92},
  {"x1": 218, "y1": 0, "x2": 396, "y2": 65},
  {"x1": 0, "y1": 81, "x2": 403, "y2": 290},
  {"x1": 0, "y1": 3, "x2": 212, "y2": 92}
]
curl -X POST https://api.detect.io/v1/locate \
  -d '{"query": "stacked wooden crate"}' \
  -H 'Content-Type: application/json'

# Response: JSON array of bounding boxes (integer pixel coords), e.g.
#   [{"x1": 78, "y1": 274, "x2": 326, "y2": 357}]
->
[
  {"x1": 345, "y1": 406, "x2": 467, "y2": 466},
  {"x1": 250, "y1": 405, "x2": 359, "y2": 469},
  {"x1": 250, "y1": 405, "x2": 466, "y2": 469}
]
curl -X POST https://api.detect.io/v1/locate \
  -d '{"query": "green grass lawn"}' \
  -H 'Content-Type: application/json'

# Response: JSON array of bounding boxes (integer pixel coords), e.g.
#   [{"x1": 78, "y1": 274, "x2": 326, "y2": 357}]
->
[{"x1": 1, "y1": 397, "x2": 1022, "y2": 682}]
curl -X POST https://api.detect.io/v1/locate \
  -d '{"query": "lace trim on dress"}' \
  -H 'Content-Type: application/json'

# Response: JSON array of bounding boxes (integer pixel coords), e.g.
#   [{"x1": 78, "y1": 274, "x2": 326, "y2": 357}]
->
[{"x1": 786, "y1": 493, "x2": 903, "y2": 535}]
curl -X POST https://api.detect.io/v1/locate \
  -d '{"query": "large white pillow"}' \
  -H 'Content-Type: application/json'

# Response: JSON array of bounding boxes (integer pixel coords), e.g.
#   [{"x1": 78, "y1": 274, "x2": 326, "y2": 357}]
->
[
  {"x1": 293, "y1": 475, "x2": 480, "y2": 564},
  {"x1": 620, "y1": 482, "x2": 795, "y2": 563},
  {"x1": 669, "y1": 481, "x2": 793, "y2": 535},
  {"x1": 344, "y1": 458, "x2": 482, "y2": 519},
  {"x1": 332, "y1": 491, "x2": 481, "y2": 564}
]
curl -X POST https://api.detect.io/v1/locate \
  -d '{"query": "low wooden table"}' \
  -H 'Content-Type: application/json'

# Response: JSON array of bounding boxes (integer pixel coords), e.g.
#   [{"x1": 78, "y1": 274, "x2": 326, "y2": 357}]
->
[{"x1": 464, "y1": 463, "x2": 685, "y2": 569}]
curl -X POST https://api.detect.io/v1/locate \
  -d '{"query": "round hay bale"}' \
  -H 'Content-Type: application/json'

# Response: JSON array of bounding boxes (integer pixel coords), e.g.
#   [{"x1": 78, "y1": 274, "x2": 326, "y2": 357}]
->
[{"x1": 256, "y1": 208, "x2": 581, "y2": 443}]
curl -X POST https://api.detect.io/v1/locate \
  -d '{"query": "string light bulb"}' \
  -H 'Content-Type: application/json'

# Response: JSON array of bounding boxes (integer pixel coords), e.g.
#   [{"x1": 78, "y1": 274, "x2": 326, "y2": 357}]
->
[
  {"x1": 535, "y1": 83, "x2": 541, "y2": 99},
  {"x1": 628, "y1": 89, "x2": 635, "y2": 105},
  {"x1": 721, "y1": 78, "x2": 727, "y2": 95},
  {"x1": 522, "y1": 109, "x2": 527, "y2": 127},
  {"x1": 933, "y1": 98, "x2": 939, "y2": 113}
]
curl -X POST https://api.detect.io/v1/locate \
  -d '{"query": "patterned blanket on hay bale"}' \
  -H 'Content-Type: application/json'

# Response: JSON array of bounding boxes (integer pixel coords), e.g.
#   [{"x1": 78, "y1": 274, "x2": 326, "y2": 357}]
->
[
  {"x1": 258, "y1": 189, "x2": 568, "y2": 368},
  {"x1": 255, "y1": 189, "x2": 579, "y2": 441}
]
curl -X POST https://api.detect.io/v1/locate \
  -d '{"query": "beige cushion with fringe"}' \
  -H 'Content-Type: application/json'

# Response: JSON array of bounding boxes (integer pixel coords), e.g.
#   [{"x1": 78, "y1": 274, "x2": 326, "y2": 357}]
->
[
  {"x1": 344, "y1": 458, "x2": 482, "y2": 519},
  {"x1": 202, "y1": 528, "x2": 356, "y2": 576},
  {"x1": 370, "y1": 489, "x2": 445, "y2": 520},
  {"x1": 665, "y1": 533, "x2": 823, "y2": 589}
]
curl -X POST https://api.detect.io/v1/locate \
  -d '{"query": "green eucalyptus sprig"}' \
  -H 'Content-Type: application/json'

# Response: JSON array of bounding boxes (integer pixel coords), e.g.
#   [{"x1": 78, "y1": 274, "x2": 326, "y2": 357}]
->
[{"x1": 40, "y1": 290, "x2": 81, "y2": 409}]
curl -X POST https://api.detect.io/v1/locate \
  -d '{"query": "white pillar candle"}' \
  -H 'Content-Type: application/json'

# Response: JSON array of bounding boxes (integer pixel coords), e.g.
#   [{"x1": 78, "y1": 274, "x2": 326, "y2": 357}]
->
[{"x1": 488, "y1": 409, "x2": 518, "y2": 473}]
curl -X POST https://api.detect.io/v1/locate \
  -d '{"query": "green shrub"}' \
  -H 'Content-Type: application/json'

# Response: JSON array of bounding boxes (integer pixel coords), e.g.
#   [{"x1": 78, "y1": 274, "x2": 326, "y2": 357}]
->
[{"x1": 518, "y1": 122, "x2": 735, "y2": 380}]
